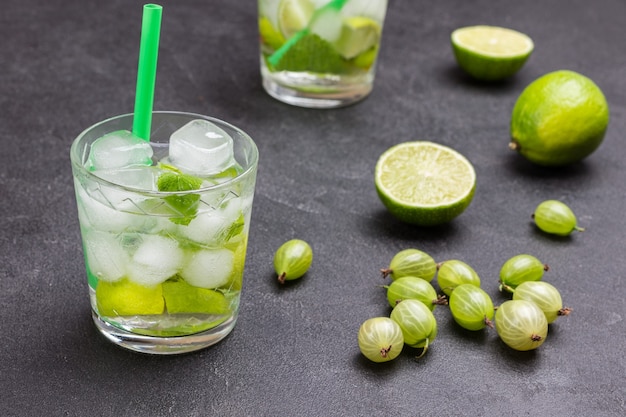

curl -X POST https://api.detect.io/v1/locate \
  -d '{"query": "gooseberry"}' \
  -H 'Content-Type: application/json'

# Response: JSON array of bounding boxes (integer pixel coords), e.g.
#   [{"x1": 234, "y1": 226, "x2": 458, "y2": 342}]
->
[
  {"x1": 495, "y1": 300, "x2": 548, "y2": 351},
  {"x1": 385, "y1": 276, "x2": 446, "y2": 310},
  {"x1": 512, "y1": 281, "x2": 571, "y2": 323},
  {"x1": 358, "y1": 317, "x2": 404, "y2": 363},
  {"x1": 381, "y1": 249, "x2": 437, "y2": 282},
  {"x1": 499, "y1": 254, "x2": 548, "y2": 293},
  {"x1": 436, "y1": 259, "x2": 481, "y2": 296},
  {"x1": 533, "y1": 200, "x2": 584, "y2": 236},
  {"x1": 390, "y1": 299, "x2": 437, "y2": 357},
  {"x1": 448, "y1": 284, "x2": 494, "y2": 331},
  {"x1": 274, "y1": 239, "x2": 313, "y2": 284}
]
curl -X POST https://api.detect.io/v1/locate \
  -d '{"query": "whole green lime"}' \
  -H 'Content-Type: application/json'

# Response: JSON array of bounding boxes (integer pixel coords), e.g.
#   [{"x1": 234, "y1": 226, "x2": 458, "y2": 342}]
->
[{"x1": 510, "y1": 70, "x2": 609, "y2": 166}]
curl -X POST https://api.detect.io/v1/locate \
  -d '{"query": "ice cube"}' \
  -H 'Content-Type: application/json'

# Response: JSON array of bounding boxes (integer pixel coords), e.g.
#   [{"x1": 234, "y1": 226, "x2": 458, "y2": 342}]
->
[
  {"x1": 86, "y1": 130, "x2": 153, "y2": 171},
  {"x1": 91, "y1": 166, "x2": 158, "y2": 206},
  {"x1": 180, "y1": 248, "x2": 234, "y2": 289},
  {"x1": 93, "y1": 167, "x2": 158, "y2": 191},
  {"x1": 259, "y1": 0, "x2": 281, "y2": 28},
  {"x1": 74, "y1": 178, "x2": 155, "y2": 233},
  {"x1": 83, "y1": 232, "x2": 128, "y2": 282},
  {"x1": 178, "y1": 213, "x2": 228, "y2": 246},
  {"x1": 126, "y1": 235, "x2": 184, "y2": 286},
  {"x1": 340, "y1": 1, "x2": 387, "y2": 20},
  {"x1": 179, "y1": 197, "x2": 243, "y2": 246},
  {"x1": 168, "y1": 119, "x2": 235, "y2": 176},
  {"x1": 310, "y1": 9, "x2": 343, "y2": 42}
]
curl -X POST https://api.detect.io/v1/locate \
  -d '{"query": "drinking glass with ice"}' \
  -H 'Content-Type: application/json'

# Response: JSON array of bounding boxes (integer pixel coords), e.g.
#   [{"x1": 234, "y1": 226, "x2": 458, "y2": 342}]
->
[{"x1": 71, "y1": 112, "x2": 258, "y2": 354}]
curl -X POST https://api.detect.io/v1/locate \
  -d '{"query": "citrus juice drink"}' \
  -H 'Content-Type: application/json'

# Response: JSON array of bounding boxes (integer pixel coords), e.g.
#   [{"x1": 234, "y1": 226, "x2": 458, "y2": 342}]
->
[
  {"x1": 70, "y1": 112, "x2": 258, "y2": 354},
  {"x1": 258, "y1": 0, "x2": 388, "y2": 108}
]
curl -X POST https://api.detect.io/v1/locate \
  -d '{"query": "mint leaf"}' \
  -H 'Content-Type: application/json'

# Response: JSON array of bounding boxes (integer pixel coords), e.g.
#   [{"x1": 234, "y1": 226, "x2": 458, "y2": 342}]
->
[
  {"x1": 157, "y1": 171, "x2": 203, "y2": 226},
  {"x1": 219, "y1": 213, "x2": 245, "y2": 243},
  {"x1": 272, "y1": 33, "x2": 346, "y2": 73}
]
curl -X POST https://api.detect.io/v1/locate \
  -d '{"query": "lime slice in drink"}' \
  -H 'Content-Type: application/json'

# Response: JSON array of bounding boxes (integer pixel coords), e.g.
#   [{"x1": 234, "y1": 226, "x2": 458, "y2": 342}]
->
[
  {"x1": 451, "y1": 25, "x2": 533, "y2": 81},
  {"x1": 259, "y1": 16, "x2": 286, "y2": 50},
  {"x1": 335, "y1": 16, "x2": 381, "y2": 59},
  {"x1": 374, "y1": 142, "x2": 476, "y2": 226},
  {"x1": 224, "y1": 238, "x2": 248, "y2": 291},
  {"x1": 351, "y1": 45, "x2": 379, "y2": 69},
  {"x1": 162, "y1": 279, "x2": 230, "y2": 315},
  {"x1": 96, "y1": 279, "x2": 164, "y2": 316},
  {"x1": 278, "y1": 0, "x2": 315, "y2": 38}
]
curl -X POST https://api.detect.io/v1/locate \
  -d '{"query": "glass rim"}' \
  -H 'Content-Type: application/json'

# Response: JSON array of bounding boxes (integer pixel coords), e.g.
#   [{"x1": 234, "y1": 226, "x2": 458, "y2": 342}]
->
[{"x1": 70, "y1": 111, "x2": 259, "y2": 196}]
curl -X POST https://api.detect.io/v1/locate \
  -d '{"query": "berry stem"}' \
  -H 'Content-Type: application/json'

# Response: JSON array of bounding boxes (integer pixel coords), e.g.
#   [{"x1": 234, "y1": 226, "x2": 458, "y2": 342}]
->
[
  {"x1": 380, "y1": 346, "x2": 392, "y2": 358},
  {"x1": 508, "y1": 140, "x2": 520, "y2": 151},
  {"x1": 499, "y1": 281, "x2": 515, "y2": 294},
  {"x1": 558, "y1": 307, "x2": 572, "y2": 316},
  {"x1": 277, "y1": 272, "x2": 287, "y2": 284},
  {"x1": 433, "y1": 294, "x2": 448, "y2": 306},
  {"x1": 414, "y1": 338, "x2": 429, "y2": 359}
]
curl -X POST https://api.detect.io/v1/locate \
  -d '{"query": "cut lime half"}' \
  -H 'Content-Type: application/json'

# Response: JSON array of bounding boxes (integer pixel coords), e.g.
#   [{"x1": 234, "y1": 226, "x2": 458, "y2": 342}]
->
[
  {"x1": 451, "y1": 25, "x2": 533, "y2": 81},
  {"x1": 375, "y1": 142, "x2": 476, "y2": 226}
]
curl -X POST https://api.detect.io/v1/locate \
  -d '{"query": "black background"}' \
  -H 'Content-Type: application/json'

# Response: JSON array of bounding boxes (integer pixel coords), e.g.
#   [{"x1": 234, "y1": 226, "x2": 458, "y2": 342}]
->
[{"x1": 1, "y1": 0, "x2": 625, "y2": 416}]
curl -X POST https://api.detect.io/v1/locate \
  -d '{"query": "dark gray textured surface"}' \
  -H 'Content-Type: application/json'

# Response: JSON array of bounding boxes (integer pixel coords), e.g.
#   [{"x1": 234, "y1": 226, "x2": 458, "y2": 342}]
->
[{"x1": 1, "y1": 0, "x2": 625, "y2": 416}]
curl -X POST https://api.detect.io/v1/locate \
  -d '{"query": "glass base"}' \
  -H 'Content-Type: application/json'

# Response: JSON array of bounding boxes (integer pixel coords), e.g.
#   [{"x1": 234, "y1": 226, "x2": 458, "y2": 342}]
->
[
  {"x1": 93, "y1": 311, "x2": 237, "y2": 355},
  {"x1": 262, "y1": 72, "x2": 373, "y2": 109}
]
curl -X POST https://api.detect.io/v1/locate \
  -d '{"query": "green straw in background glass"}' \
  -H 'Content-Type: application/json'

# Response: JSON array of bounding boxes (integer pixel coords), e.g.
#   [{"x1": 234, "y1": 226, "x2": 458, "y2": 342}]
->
[{"x1": 132, "y1": 4, "x2": 163, "y2": 141}]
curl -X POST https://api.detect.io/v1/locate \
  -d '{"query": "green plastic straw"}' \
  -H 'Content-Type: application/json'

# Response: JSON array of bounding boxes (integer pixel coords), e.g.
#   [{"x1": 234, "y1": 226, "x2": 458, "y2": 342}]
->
[{"x1": 132, "y1": 4, "x2": 163, "y2": 141}]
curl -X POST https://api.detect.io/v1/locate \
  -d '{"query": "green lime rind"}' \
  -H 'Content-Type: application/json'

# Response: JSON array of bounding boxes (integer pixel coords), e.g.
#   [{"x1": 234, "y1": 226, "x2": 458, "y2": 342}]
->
[
  {"x1": 376, "y1": 185, "x2": 476, "y2": 226},
  {"x1": 334, "y1": 16, "x2": 381, "y2": 60},
  {"x1": 510, "y1": 70, "x2": 610, "y2": 166},
  {"x1": 451, "y1": 46, "x2": 531, "y2": 81},
  {"x1": 271, "y1": 33, "x2": 347, "y2": 74},
  {"x1": 259, "y1": 16, "x2": 286, "y2": 51},
  {"x1": 225, "y1": 238, "x2": 247, "y2": 291},
  {"x1": 374, "y1": 142, "x2": 476, "y2": 227},
  {"x1": 451, "y1": 25, "x2": 533, "y2": 81},
  {"x1": 162, "y1": 279, "x2": 230, "y2": 315},
  {"x1": 96, "y1": 279, "x2": 165, "y2": 316},
  {"x1": 350, "y1": 45, "x2": 379, "y2": 70}
]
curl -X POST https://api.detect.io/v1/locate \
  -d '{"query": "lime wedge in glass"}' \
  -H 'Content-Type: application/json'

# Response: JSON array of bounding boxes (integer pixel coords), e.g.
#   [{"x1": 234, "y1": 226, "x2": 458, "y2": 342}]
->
[
  {"x1": 375, "y1": 142, "x2": 476, "y2": 226},
  {"x1": 451, "y1": 25, "x2": 533, "y2": 81},
  {"x1": 259, "y1": 16, "x2": 286, "y2": 51},
  {"x1": 96, "y1": 279, "x2": 165, "y2": 316},
  {"x1": 334, "y1": 16, "x2": 381, "y2": 59},
  {"x1": 278, "y1": 0, "x2": 315, "y2": 39},
  {"x1": 162, "y1": 279, "x2": 230, "y2": 315}
]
